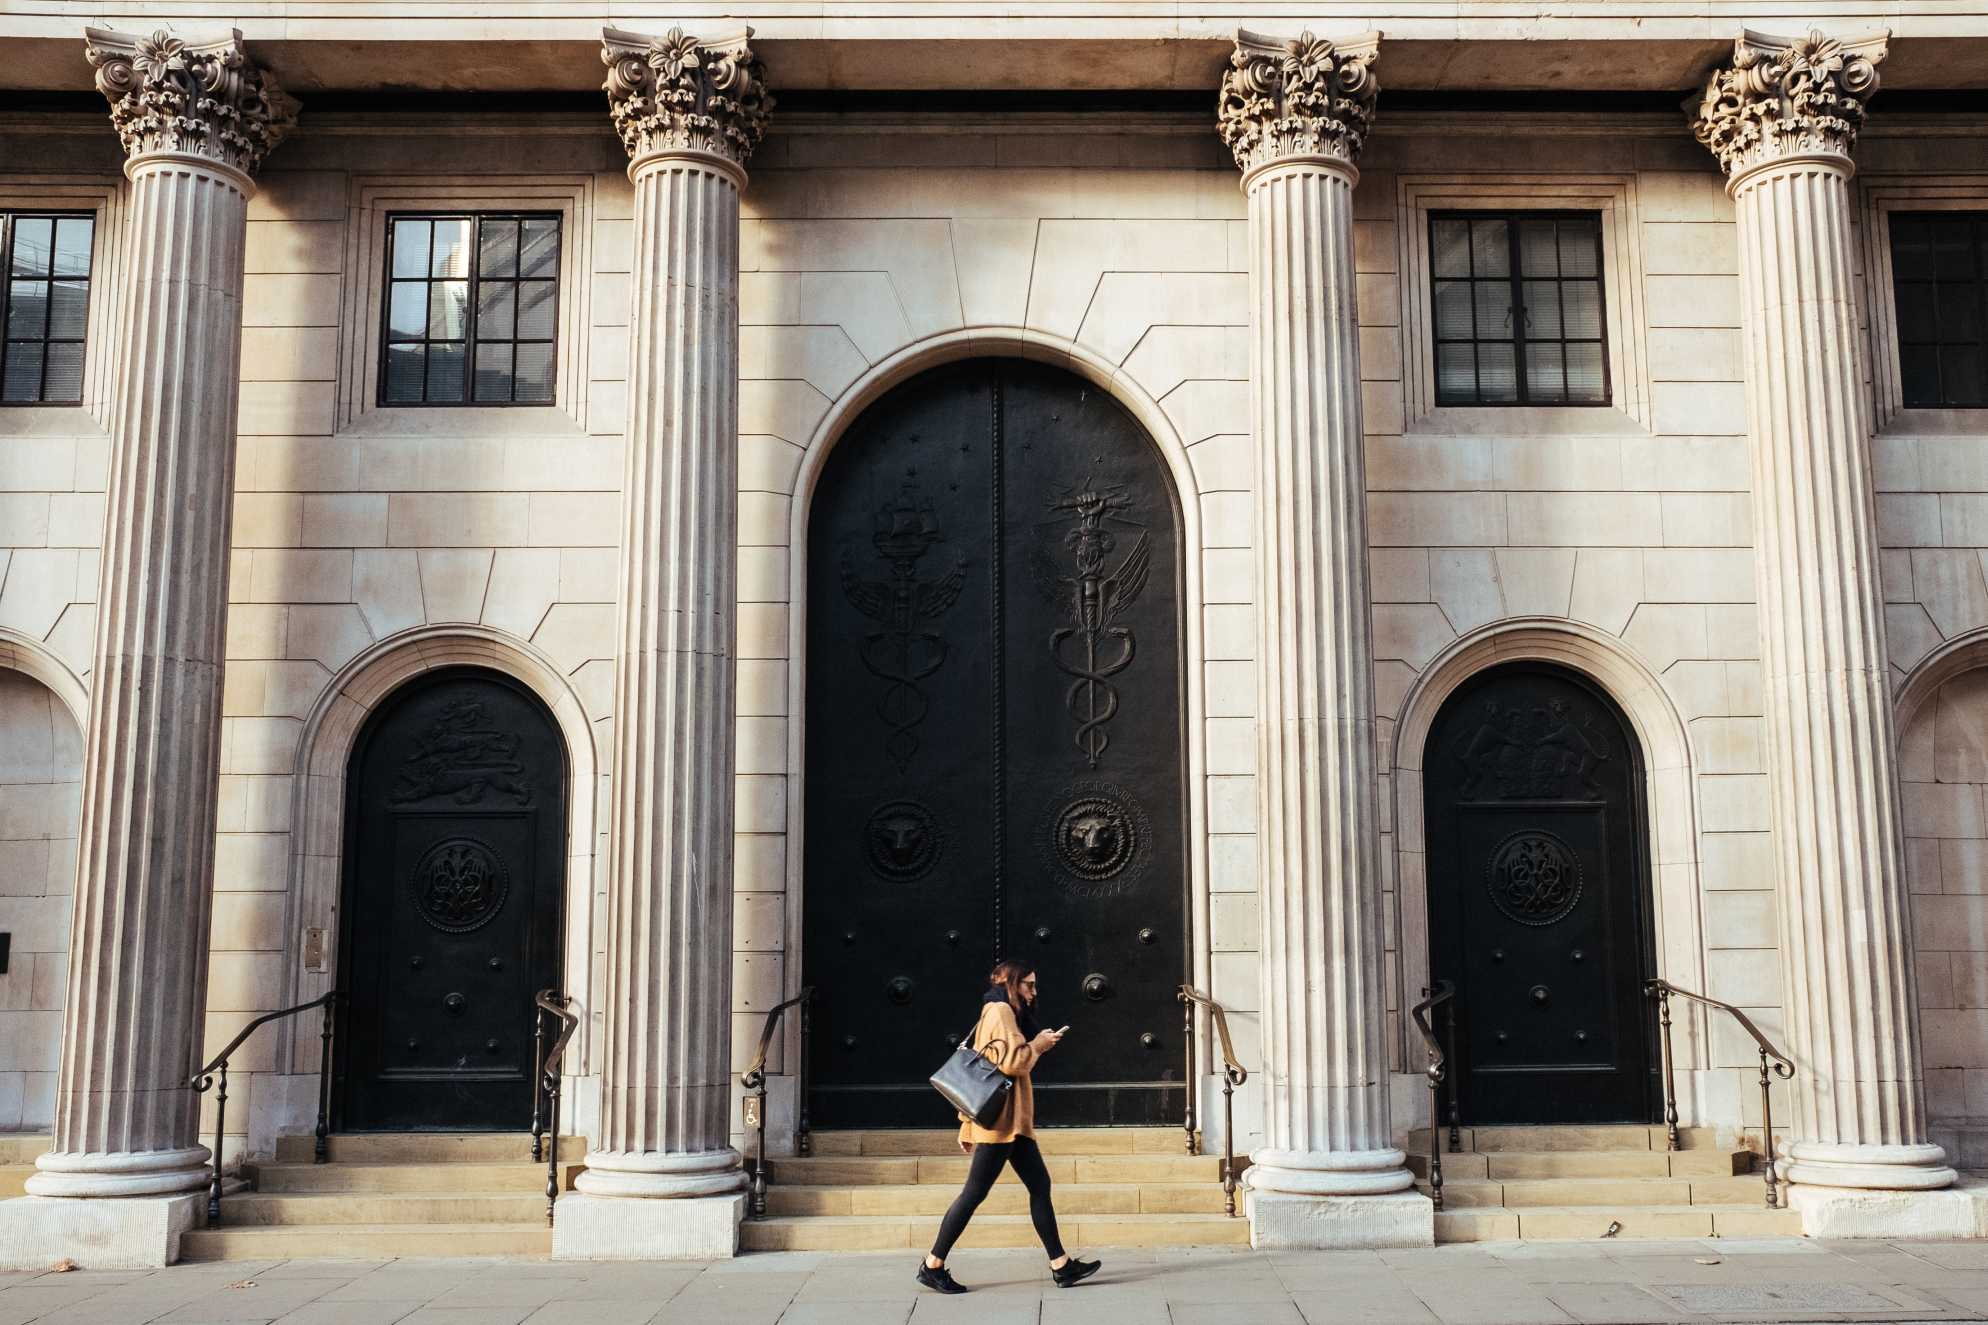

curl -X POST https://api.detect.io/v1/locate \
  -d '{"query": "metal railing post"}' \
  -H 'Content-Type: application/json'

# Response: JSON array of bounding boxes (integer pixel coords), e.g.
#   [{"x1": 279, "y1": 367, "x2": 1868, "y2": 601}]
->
[
  {"x1": 1644, "y1": 979, "x2": 1794, "y2": 1209},
  {"x1": 530, "y1": 1001, "x2": 547, "y2": 1164},
  {"x1": 314, "y1": 994, "x2": 336, "y2": 1165},
  {"x1": 1409, "y1": 981, "x2": 1455, "y2": 1214},
  {"x1": 1655, "y1": 985, "x2": 1680, "y2": 1152},
  {"x1": 530, "y1": 990, "x2": 578, "y2": 1228},
  {"x1": 1177, "y1": 986, "x2": 1249, "y2": 1219},
  {"x1": 207, "y1": 1063, "x2": 227, "y2": 1227},
  {"x1": 1759, "y1": 1046, "x2": 1779, "y2": 1209},
  {"x1": 190, "y1": 989, "x2": 344, "y2": 1226},
  {"x1": 740, "y1": 986, "x2": 817, "y2": 1220},
  {"x1": 1182, "y1": 994, "x2": 1198, "y2": 1156}
]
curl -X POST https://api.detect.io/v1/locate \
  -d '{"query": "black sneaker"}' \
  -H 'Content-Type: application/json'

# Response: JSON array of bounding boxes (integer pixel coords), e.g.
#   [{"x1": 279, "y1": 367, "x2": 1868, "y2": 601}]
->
[
  {"x1": 1052, "y1": 1257, "x2": 1101, "y2": 1288},
  {"x1": 916, "y1": 1262, "x2": 968, "y2": 1294}
]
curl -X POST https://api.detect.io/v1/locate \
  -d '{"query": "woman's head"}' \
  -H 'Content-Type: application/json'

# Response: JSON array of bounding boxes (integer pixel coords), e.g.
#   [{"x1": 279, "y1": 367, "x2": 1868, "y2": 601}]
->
[{"x1": 989, "y1": 959, "x2": 1037, "y2": 1007}]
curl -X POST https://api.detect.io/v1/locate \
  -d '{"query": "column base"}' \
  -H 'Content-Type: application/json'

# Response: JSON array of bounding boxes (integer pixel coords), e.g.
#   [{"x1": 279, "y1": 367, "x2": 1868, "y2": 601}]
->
[
  {"x1": 1783, "y1": 1140, "x2": 1957, "y2": 1191},
  {"x1": 572, "y1": 1148, "x2": 746, "y2": 1198},
  {"x1": 1245, "y1": 1147, "x2": 1415, "y2": 1195},
  {"x1": 1246, "y1": 1190, "x2": 1434, "y2": 1249},
  {"x1": 550, "y1": 1192, "x2": 745, "y2": 1260},
  {"x1": 1790, "y1": 1177, "x2": 1988, "y2": 1239},
  {"x1": 26, "y1": 1147, "x2": 209, "y2": 1198},
  {"x1": 0, "y1": 1193, "x2": 202, "y2": 1269}
]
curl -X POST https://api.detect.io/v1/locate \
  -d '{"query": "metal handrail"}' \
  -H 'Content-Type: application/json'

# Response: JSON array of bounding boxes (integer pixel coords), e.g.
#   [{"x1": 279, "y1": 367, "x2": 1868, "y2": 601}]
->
[
  {"x1": 531, "y1": 990, "x2": 578, "y2": 1226},
  {"x1": 742, "y1": 986, "x2": 814, "y2": 1219},
  {"x1": 1409, "y1": 981, "x2": 1457, "y2": 1211},
  {"x1": 1178, "y1": 985, "x2": 1247, "y2": 1218},
  {"x1": 1646, "y1": 978, "x2": 1795, "y2": 1208},
  {"x1": 189, "y1": 989, "x2": 341, "y2": 1228}
]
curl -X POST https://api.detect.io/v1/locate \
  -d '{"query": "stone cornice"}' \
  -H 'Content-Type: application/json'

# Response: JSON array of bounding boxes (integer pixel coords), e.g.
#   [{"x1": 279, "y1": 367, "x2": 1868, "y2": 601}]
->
[
  {"x1": 601, "y1": 25, "x2": 772, "y2": 173},
  {"x1": 1217, "y1": 27, "x2": 1380, "y2": 175},
  {"x1": 82, "y1": 26, "x2": 295, "y2": 178},
  {"x1": 1690, "y1": 27, "x2": 1888, "y2": 178}
]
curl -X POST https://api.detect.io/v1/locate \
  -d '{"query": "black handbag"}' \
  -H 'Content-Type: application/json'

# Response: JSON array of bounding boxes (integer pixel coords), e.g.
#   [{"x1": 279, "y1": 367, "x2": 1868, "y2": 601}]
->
[{"x1": 930, "y1": 1034, "x2": 1013, "y2": 1127}]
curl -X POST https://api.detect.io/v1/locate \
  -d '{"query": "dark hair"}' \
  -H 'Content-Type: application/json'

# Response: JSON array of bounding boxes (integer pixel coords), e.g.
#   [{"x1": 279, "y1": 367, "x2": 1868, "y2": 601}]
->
[{"x1": 988, "y1": 959, "x2": 1033, "y2": 1002}]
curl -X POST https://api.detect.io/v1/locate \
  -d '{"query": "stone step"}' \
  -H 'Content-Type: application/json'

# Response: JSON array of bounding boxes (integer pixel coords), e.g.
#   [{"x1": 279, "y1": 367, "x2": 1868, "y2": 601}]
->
[
  {"x1": 1419, "y1": 1174, "x2": 1772, "y2": 1209},
  {"x1": 740, "y1": 1212, "x2": 1250, "y2": 1252},
  {"x1": 810, "y1": 1128, "x2": 1189, "y2": 1156},
  {"x1": 1435, "y1": 1203, "x2": 1804, "y2": 1243},
  {"x1": 0, "y1": 1165, "x2": 34, "y2": 1198},
  {"x1": 218, "y1": 1191, "x2": 549, "y2": 1226},
  {"x1": 764, "y1": 1180, "x2": 1229, "y2": 1217},
  {"x1": 0, "y1": 1135, "x2": 49, "y2": 1166},
  {"x1": 768, "y1": 1153, "x2": 1234, "y2": 1187},
  {"x1": 1409, "y1": 1148, "x2": 1746, "y2": 1181},
  {"x1": 1407, "y1": 1125, "x2": 1720, "y2": 1153},
  {"x1": 180, "y1": 1222, "x2": 551, "y2": 1261},
  {"x1": 274, "y1": 1133, "x2": 585, "y2": 1164},
  {"x1": 250, "y1": 1160, "x2": 585, "y2": 1193}
]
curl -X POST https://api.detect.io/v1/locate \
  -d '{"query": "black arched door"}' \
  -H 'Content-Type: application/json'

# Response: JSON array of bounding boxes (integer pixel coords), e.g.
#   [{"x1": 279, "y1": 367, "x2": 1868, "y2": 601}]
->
[
  {"x1": 1424, "y1": 663, "x2": 1657, "y2": 1124},
  {"x1": 804, "y1": 359, "x2": 1189, "y2": 1127},
  {"x1": 337, "y1": 669, "x2": 566, "y2": 1131}
]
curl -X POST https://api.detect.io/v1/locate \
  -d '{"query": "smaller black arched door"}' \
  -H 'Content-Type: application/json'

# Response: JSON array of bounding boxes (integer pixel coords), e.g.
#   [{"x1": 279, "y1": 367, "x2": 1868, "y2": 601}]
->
[
  {"x1": 1424, "y1": 663, "x2": 1657, "y2": 1125},
  {"x1": 337, "y1": 669, "x2": 566, "y2": 1131}
]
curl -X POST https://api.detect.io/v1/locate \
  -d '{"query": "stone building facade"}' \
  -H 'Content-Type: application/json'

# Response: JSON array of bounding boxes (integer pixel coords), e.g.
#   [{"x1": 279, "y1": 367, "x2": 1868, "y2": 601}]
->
[{"x1": 1, "y1": 3, "x2": 1987, "y2": 1265}]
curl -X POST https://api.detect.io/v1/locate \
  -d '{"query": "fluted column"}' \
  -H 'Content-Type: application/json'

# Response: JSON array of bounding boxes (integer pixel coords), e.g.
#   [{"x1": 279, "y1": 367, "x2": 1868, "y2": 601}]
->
[
  {"x1": 28, "y1": 29, "x2": 292, "y2": 1203},
  {"x1": 1692, "y1": 30, "x2": 1953, "y2": 1194},
  {"x1": 567, "y1": 27, "x2": 769, "y2": 1229},
  {"x1": 1219, "y1": 30, "x2": 1422, "y2": 1246}
]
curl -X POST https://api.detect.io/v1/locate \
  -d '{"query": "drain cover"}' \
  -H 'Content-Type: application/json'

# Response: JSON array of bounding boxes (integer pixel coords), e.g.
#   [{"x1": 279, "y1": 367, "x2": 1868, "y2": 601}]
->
[{"x1": 1657, "y1": 1284, "x2": 1908, "y2": 1313}]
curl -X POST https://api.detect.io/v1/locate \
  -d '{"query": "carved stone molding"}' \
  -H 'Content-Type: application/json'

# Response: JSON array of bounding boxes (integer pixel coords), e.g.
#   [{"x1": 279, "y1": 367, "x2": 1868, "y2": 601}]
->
[
  {"x1": 83, "y1": 27, "x2": 295, "y2": 178},
  {"x1": 1690, "y1": 28, "x2": 1888, "y2": 179},
  {"x1": 601, "y1": 25, "x2": 773, "y2": 172},
  {"x1": 1217, "y1": 27, "x2": 1381, "y2": 177}
]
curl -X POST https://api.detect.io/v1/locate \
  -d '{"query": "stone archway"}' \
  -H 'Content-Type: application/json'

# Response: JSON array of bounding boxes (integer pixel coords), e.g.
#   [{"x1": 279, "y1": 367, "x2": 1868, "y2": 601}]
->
[{"x1": 1391, "y1": 620, "x2": 1714, "y2": 1116}]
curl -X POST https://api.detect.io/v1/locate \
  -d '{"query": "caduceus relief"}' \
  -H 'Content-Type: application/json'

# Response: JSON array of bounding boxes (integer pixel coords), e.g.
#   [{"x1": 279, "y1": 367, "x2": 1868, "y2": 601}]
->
[
  {"x1": 841, "y1": 481, "x2": 967, "y2": 771},
  {"x1": 1031, "y1": 475, "x2": 1152, "y2": 768}
]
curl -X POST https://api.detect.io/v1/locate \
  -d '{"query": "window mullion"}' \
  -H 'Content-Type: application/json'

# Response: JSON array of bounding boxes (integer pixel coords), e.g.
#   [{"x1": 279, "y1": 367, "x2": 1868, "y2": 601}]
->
[{"x1": 1509, "y1": 220, "x2": 1529, "y2": 406}]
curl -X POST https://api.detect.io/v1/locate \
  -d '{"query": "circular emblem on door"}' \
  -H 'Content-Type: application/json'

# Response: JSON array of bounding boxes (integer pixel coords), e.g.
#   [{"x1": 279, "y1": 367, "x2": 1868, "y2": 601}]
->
[
  {"x1": 865, "y1": 800, "x2": 945, "y2": 881},
  {"x1": 410, "y1": 837, "x2": 510, "y2": 933},
  {"x1": 1040, "y1": 783, "x2": 1150, "y2": 898},
  {"x1": 1484, "y1": 830, "x2": 1583, "y2": 927}
]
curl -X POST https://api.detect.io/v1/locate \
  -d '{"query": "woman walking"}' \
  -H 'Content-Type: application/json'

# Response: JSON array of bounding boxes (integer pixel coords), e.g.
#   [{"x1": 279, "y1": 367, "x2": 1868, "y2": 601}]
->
[{"x1": 916, "y1": 960, "x2": 1102, "y2": 1295}]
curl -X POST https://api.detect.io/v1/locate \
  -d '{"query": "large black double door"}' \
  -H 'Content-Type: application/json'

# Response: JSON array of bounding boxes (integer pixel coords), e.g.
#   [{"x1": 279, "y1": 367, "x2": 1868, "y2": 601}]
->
[
  {"x1": 338, "y1": 669, "x2": 566, "y2": 1131},
  {"x1": 1424, "y1": 664, "x2": 1658, "y2": 1125},
  {"x1": 804, "y1": 360, "x2": 1188, "y2": 1127}
]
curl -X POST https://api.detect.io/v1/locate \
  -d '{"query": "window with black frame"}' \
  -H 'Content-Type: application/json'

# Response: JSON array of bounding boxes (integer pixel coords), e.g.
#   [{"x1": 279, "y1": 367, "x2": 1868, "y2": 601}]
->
[
  {"x1": 380, "y1": 213, "x2": 560, "y2": 405},
  {"x1": 1430, "y1": 211, "x2": 1608, "y2": 407},
  {"x1": 2, "y1": 212, "x2": 95, "y2": 405},
  {"x1": 1890, "y1": 212, "x2": 1987, "y2": 409}
]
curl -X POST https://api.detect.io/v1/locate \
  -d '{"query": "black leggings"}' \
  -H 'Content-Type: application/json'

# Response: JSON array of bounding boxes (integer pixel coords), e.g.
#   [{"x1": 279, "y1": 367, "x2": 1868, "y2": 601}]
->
[{"x1": 929, "y1": 1136, "x2": 1064, "y2": 1262}]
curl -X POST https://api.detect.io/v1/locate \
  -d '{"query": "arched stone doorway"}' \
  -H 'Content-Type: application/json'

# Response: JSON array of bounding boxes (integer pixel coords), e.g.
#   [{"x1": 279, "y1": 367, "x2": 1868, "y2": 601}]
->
[
  {"x1": 0, "y1": 666, "x2": 82, "y2": 1130},
  {"x1": 801, "y1": 357, "x2": 1190, "y2": 1127},
  {"x1": 1423, "y1": 661, "x2": 1659, "y2": 1125},
  {"x1": 335, "y1": 667, "x2": 568, "y2": 1131}
]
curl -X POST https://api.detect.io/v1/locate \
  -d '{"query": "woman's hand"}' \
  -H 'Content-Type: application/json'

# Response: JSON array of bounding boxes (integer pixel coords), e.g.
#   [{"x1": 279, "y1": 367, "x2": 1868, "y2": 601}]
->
[
  {"x1": 1030, "y1": 1028, "x2": 1064, "y2": 1055},
  {"x1": 959, "y1": 1140, "x2": 972, "y2": 1154}
]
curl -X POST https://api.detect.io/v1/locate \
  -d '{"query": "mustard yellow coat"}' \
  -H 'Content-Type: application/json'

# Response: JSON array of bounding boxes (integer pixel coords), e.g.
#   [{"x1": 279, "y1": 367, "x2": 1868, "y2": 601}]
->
[{"x1": 956, "y1": 998, "x2": 1040, "y2": 1145}]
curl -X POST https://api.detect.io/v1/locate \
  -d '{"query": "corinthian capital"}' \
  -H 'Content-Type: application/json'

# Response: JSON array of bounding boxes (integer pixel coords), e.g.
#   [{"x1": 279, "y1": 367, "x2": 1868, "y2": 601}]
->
[
  {"x1": 1691, "y1": 28, "x2": 1887, "y2": 178},
  {"x1": 83, "y1": 27, "x2": 295, "y2": 178},
  {"x1": 1217, "y1": 28, "x2": 1380, "y2": 176},
  {"x1": 601, "y1": 26, "x2": 773, "y2": 172}
]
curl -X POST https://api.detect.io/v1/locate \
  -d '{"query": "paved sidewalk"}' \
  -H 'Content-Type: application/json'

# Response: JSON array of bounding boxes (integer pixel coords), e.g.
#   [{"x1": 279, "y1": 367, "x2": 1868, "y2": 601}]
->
[{"x1": 15, "y1": 1238, "x2": 1988, "y2": 1324}]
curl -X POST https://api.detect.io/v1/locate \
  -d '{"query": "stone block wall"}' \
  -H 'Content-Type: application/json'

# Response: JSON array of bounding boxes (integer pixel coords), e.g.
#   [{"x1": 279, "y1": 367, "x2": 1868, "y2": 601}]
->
[{"x1": 0, "y1": 109, "x2": 1986, "y2": 1166}]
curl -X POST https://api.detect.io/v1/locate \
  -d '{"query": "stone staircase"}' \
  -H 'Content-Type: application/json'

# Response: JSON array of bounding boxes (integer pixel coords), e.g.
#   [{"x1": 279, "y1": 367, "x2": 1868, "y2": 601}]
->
[
  {"x1": 0, "y1": 1135, "x2": 48, "y2": 1197},
  {"x1": 179, "y1": 1133, "x2": 583, "y2": 1260},
  {"x1": 1413, "y1": 1124, "x2": 1803, "y2": 1242},
  {"x1": 744, "y1": 1127, "x2": 1251, "y2": 1251}
]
